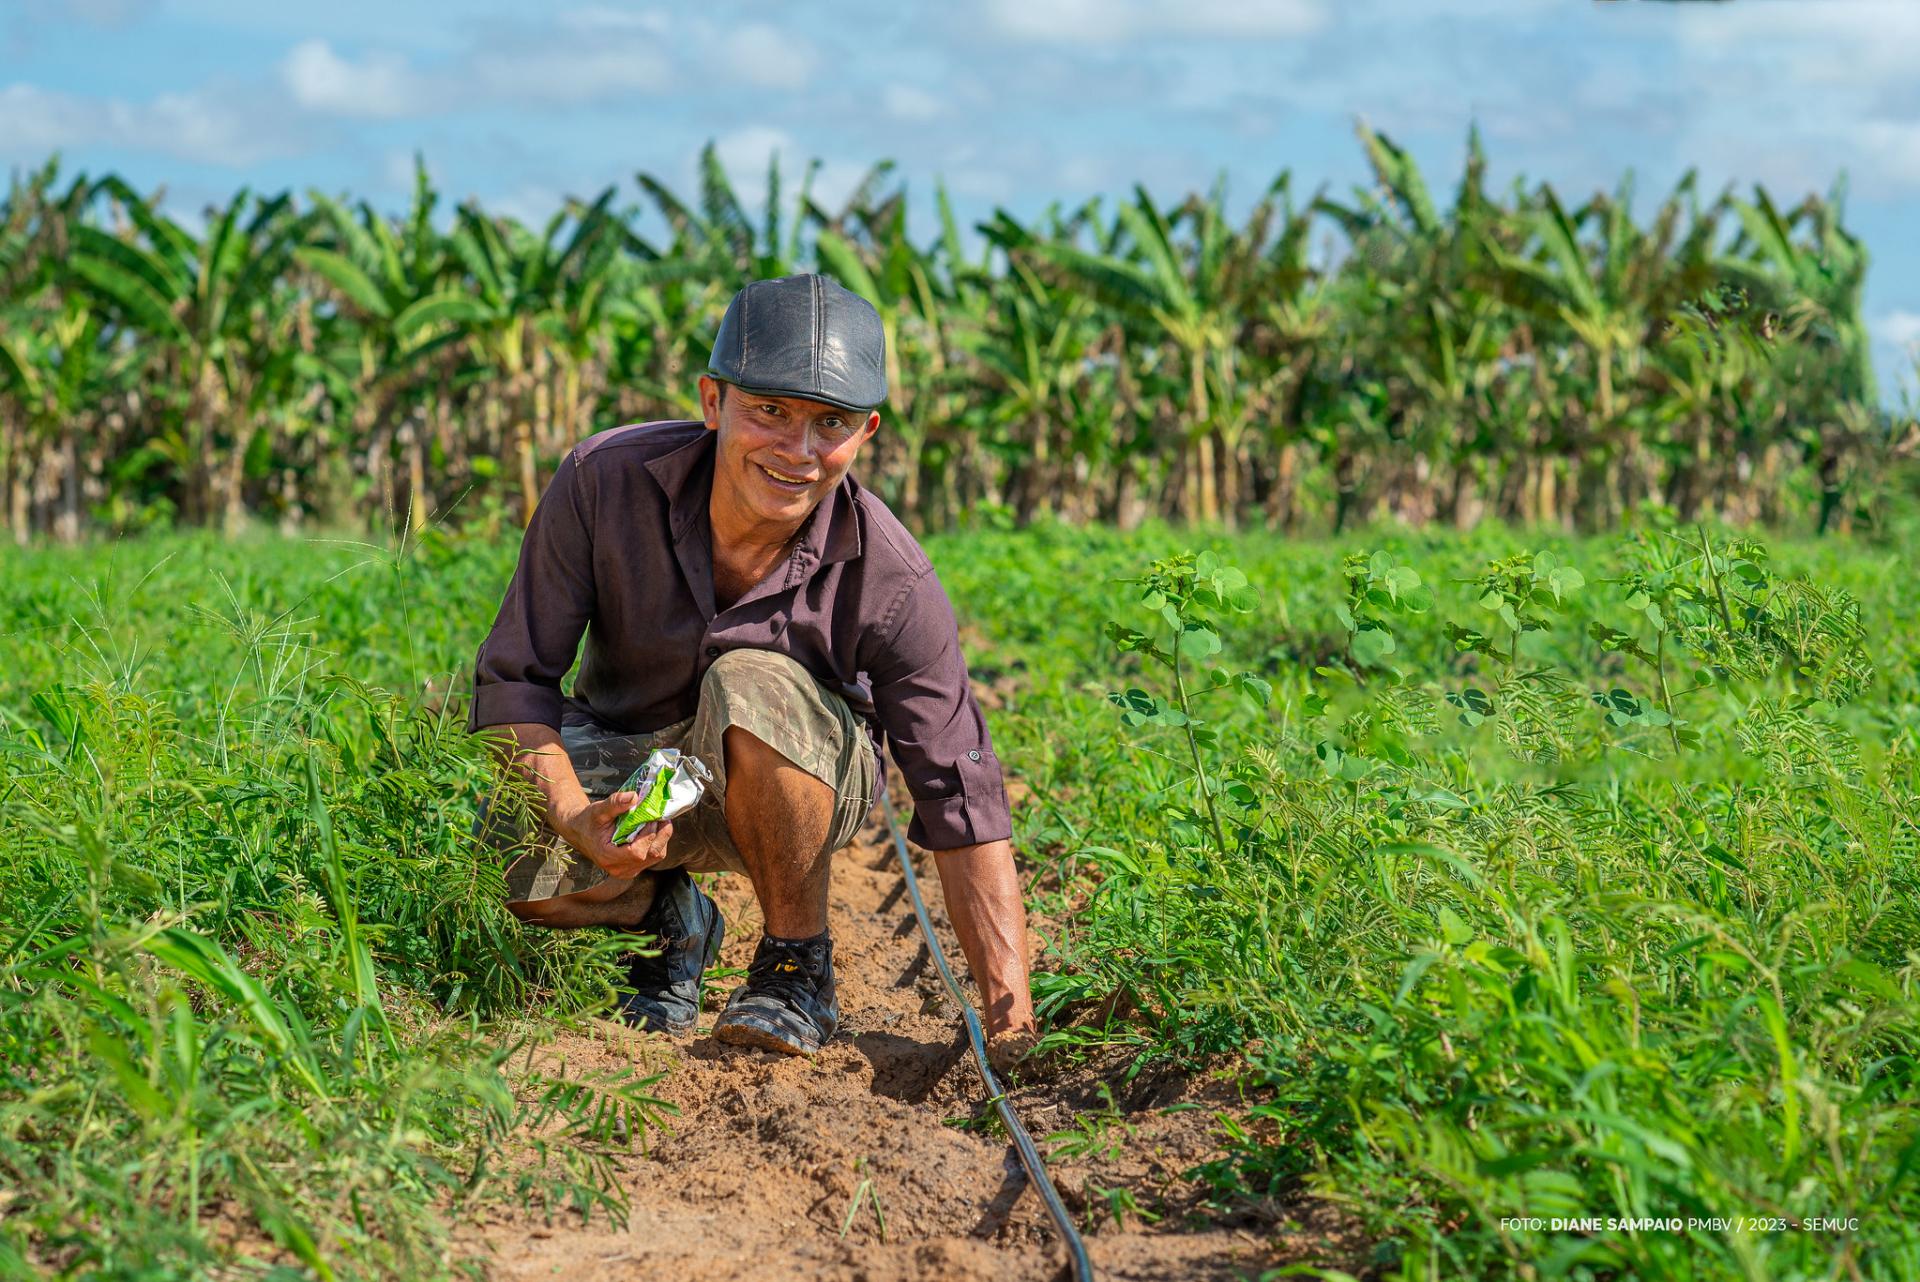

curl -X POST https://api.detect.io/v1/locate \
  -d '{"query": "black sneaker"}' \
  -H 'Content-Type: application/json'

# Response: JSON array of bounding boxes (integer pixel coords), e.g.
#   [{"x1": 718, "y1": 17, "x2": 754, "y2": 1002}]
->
[
  {"x1": 713, "y1": 934, "x2": 839, "y2": 1055},
  {"x1": 615, "y1": 869, "x2": 724, "y2": 1036}
]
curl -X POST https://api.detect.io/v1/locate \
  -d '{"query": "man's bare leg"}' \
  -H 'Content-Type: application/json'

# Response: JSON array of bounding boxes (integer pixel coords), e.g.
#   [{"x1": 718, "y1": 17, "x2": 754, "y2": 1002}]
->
[
  {"x1": 712, "y1": 723, "x2": 843, "y2": 1054},
  {"x1": 722, "y1": 724, "x2": 836, "y2": 937},
  {"x1": 507, "y1": 875, "x2": 659, "y2": 929}
]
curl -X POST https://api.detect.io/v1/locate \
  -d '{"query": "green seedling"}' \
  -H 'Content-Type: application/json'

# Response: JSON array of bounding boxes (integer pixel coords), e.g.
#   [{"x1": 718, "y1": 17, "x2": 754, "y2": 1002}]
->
[
  {"x1": 838, "y1": 1158, "x2": 888, "y2": 1242},
  {"x1": 1045, "y1": 1083, "x2": 1134, "y2": 1163}
]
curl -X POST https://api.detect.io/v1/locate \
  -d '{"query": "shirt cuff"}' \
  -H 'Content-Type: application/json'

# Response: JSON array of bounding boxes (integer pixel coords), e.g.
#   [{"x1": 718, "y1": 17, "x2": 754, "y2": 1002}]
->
[
  {"x1": 906, "y1": 750, "x2": 1012, "y2": 849},
  {"x1": 469, "y1": 680, "x2": 565, "y2": 733}
]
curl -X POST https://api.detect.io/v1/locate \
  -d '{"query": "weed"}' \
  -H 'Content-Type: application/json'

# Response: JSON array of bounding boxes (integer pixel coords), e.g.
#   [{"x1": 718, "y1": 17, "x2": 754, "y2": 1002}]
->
[
  {"x1": 1045, "y1": 1083, "x2": 1136, "y2": 1163},
  {"x1": 838, "y1": 1157, "x2": 889, "y2": 1243}
]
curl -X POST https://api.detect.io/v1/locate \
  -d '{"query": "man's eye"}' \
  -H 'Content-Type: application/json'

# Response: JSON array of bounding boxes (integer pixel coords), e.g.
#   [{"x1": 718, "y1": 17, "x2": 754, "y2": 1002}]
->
[{"x1": 759, "y1": 403, "x2": 781, "y2": 416}]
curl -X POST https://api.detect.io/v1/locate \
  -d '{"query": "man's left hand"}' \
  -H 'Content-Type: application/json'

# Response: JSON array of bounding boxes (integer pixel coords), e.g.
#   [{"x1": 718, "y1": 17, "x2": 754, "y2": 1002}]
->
[{"x1": 987, "y1": 1024, "x2": 1039, "y2": 1074}]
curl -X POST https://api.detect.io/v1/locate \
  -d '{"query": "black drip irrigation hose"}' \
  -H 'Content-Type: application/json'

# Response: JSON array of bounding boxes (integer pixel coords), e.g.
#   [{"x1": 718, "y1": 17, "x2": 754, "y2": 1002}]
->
[{"x1": 877, "y1": 791, "x2": 1095, "y2": 1282}]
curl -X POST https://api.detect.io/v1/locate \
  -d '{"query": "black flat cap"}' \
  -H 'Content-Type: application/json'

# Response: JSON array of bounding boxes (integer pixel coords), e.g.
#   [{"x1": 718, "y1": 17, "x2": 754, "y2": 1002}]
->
[{"x1": 707, "y1": 273, "x2": 888, "y2": 413}]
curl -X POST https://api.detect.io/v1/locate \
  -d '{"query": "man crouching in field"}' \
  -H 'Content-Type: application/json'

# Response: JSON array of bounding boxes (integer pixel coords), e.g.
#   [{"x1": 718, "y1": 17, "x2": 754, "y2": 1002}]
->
[{"x1": 467, "y1": 274, "x2": 1037, "y2": 1063}]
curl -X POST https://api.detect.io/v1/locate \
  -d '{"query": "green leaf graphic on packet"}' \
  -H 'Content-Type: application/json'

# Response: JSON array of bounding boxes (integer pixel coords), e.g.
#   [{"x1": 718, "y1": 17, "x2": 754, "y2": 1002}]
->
[{"x1": 610, "y1": 748, "x2": 714, "y2": 844}]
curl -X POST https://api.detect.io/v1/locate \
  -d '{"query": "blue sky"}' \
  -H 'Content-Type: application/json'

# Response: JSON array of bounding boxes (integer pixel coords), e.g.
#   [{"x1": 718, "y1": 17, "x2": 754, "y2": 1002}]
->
[{"x1": 5, "y1": 0, "x2": 1918, "y2": 402}]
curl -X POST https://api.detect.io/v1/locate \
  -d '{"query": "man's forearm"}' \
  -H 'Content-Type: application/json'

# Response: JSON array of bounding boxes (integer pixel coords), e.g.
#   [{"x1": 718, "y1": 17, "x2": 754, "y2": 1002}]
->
[
  {"x1": 492, "y1": 722, "x2": 590, "y2": 830},
  {"x1": 932, "y1": 838, "x2": 1037, "y2": 1037}
]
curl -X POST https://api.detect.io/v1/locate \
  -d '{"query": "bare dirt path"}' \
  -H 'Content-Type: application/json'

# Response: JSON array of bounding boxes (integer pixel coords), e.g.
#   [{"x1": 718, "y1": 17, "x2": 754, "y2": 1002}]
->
[{"x1": 466, "y1": 806, "x2": 1362, "y2": 1282}]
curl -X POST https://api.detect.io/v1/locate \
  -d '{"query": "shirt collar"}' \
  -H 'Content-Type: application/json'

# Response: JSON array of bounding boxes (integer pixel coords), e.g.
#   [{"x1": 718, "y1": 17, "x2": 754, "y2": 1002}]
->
[{"x1": 644, "y1": 423, "x2": 863, "y2": 572}]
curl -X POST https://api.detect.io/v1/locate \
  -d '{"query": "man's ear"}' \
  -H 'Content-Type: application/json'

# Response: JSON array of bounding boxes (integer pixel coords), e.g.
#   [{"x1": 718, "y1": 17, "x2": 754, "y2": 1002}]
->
[
  {"x1": 698, "y1": 375, "x2": 722, "y2": 431},
  {"x1": 857, "y1": 409, "x2": 881, "y2": 445}
]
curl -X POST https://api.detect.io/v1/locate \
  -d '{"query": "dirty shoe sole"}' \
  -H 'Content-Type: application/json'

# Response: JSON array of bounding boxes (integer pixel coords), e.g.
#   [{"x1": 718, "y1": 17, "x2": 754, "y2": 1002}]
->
[{"x1": 712, "y1": 1012, "x2": 823, "y2": 1056}]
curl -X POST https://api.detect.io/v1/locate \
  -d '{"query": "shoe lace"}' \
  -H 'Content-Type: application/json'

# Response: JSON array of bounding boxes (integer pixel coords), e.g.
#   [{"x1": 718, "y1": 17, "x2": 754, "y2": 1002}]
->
[{"x1": 747, "y1": 941, "x2": 826, "y2": 1006}]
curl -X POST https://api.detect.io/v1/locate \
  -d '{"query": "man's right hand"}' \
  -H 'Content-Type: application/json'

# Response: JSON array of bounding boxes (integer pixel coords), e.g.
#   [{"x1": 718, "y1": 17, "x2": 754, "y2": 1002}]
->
[{"x1": 553, "y1": 792, "x2": 675, "y2": 879}]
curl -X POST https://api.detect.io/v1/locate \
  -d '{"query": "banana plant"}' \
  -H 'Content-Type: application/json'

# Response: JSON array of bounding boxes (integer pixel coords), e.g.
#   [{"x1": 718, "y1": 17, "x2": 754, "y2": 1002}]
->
[
  {"x1": 65, "y1": 180, "x2": 307, "y2": 527},
  {"x1": 953, "y1": 262, "x2": 1098, "y2": 521},
  {"x1": 1025, "y1": 178, "x2": 1281, "y2": 524},
  {"x1": 295, "y1": 161, "x2": 494, "y2": 528},
  {"x1": 448, "y1": 192, "x2": 619, "y2": 522}
]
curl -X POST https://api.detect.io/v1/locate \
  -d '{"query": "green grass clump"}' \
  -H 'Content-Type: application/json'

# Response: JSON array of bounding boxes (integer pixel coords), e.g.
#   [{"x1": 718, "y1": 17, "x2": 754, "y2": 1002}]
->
[
  {"x1": 0, "y1": 534, "x2": 668, "y2": 1279},
  {"x1": 933, "y1": 520, "x2": 1920, "y2": 1281}
]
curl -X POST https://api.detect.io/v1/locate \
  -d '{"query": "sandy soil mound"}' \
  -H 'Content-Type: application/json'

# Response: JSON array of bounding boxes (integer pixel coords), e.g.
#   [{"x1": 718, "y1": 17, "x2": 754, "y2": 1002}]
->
[{"x1": 465, "y1": 811, "x2": 1364, "y2": 1282}]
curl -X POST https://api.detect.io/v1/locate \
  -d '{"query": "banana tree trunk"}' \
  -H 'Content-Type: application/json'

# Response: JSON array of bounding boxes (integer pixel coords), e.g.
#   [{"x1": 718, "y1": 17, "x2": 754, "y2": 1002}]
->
[
  {"x1": 402, "y1": 415, "x2": 429, "y2": 535},
  {"x1": 1189, "y1": 432, "x2": 1215, "y2": 526},
  {"x1": 1183, "y1": 348, "x2": 1219, "y2": 525},
  {"x1": 1533, "y1": 457, "x2": 1558, "y2": 528},
  {"x1": 1216, "y1": 431, "x2": 1242, "y2": 530},
  {"x1": 3, "y1": 411, "x2": 28, "y2": 545},
  {"x1": 513, "y1": 414, "x2": 537, "y2": 526},
  {"x1": 1012, "y1": 410, "x2": 1048, "y2": 525},
  {"x1": 1333, "y1": 449, "x2": 1359, "y2": 533},
  {"x1": 186, "y1": 363, "x2": 224, "y2": 527},
  {"x1": 54, "y1": 424, "x2": 81, "y2": 544},
  {"x1": 1265, "y1": 440, "x2": 1298, "y2": 531},
  {"x1": 533, "y1": 343, "x2": 553, "y2": 460},
  {"x1": 223, "y1": 412, "x2": 258, "y2": 535}
]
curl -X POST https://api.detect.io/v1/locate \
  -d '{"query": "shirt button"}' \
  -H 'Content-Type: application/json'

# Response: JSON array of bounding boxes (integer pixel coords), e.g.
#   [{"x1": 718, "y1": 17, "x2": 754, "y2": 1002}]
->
[
  {"x1": 968, "y1": 749, "x2": 981, "y2": 762},
  {"x1": 706, "y1": 646, "x2": 721, "y2": 658}
]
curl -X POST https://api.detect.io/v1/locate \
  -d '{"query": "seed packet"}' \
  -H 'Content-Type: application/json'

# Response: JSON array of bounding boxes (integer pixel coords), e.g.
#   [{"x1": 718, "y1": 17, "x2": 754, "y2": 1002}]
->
[{"x1": 610, "y1": 748, "x2": 713, "y2": 845}]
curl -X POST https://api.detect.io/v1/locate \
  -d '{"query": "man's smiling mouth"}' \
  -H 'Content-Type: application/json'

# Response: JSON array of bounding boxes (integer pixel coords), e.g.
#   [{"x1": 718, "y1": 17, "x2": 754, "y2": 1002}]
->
[{"x1": 758, "y1": 463, "x2": 818, "y2": 487}]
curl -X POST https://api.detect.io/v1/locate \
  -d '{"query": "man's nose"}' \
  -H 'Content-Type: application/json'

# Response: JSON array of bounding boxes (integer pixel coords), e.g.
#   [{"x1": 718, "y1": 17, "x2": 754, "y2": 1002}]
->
[{"x1": 772, "y1": 422, "x2": 825, "y2": 462}]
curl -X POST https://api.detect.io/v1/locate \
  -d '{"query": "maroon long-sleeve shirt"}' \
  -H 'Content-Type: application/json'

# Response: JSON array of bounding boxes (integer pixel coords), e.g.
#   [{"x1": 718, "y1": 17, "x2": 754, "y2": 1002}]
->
[{"x1": 468, "y1": 419, "x2": 1011, "y2": 850}]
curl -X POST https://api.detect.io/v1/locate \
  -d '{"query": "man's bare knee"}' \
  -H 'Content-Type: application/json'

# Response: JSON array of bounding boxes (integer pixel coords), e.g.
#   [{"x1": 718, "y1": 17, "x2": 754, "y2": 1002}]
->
[{"x1": 723, "y1": 723, "x2": 827, "y2": 794}]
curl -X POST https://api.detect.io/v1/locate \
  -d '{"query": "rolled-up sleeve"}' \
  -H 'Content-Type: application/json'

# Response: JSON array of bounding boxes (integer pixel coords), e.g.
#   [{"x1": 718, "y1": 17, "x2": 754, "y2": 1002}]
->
[
  {"x1": 469, "y1": 451, "x2": 597, "y2": 732},
  {"x1": 867, "y1": 568, "x2": 1012, "y2": 849}
]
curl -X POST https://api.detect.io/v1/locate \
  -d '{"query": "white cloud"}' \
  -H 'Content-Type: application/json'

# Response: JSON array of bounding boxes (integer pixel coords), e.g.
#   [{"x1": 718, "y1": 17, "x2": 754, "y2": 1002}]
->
[
  {"x1": 282, "y1": 40, "x2": 428, "y2": 119},
  {"x1": 276, "y1": 11, "x2": 834, "y2": 117},
  {"x1": 381, "y1": 147, "x2": 437, "y2": 192},
  {"x1": 1877, "y1": 310, "x2": 1920, "y2": 351},
  {"x1": 0, "y1": 81, "x2": 304, "y2": 166},
  {"x1": 483, "y1": 183, "x2": 568, "y2": 227},
  {"x1": 728, "y1": 23, "x2": 818, "y2": 90},
  {"x1": 559, "y1": 6, "x2": 669, "y2": 35},
  {"x1": 705, "y1": 128, "x2": 874, "y2": 218},
  {"x1": 278, "y1": 31, "x2": 673, "y2": 117},
  {"x1": 882, "y1": 84, "x2": 944, "y2": 122},
  {"x1": 714, "y1": 123, "x2": 794, "y2": 188},
  {"x1": 984, "y1": 0, "x2": 1326, "y2": 43},
  {"x1": 1859, "y1": 120, "x2": 1920, "y2": 187},
  {"x1": 462, "y1": 41, "x2": 671, "y2": 106},
  {"x1": 1674, "y1": 0, "x2": 1920, "y2": 86}
]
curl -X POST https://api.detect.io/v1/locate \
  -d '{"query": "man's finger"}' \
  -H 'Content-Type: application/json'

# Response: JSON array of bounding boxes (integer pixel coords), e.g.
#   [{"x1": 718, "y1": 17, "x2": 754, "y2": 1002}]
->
[
  {"x1": 607, "y1": 817, "x2": 671, "y2": 850},
  {"x1": 602, "y1": 840, "x2": 670, "y2": 878}
]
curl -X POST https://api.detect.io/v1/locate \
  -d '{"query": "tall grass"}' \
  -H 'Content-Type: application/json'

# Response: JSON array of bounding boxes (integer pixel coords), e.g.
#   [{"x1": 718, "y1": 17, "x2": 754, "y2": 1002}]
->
[{"x1": 0, "y1": 534, "x2": 670, "y2": 1279}]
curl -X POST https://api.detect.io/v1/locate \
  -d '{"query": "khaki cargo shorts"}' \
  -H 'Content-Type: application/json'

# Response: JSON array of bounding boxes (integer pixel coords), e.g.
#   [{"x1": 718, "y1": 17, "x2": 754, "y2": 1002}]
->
[{"x1": 478, "y1": 649, "x2": 877, "y2": 903}]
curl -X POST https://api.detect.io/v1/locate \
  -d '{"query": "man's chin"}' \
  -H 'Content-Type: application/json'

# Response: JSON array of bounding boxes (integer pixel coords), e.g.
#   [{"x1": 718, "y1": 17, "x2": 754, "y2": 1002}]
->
[{"x1": 747, "y1": 487, "x2": 819, "y2": 524}]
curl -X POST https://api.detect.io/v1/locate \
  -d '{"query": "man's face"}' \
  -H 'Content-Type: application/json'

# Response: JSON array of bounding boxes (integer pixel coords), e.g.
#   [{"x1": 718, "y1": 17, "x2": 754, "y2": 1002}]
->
[{"x1": 701, "y1": 375, "x2": 880, "y2": 534}]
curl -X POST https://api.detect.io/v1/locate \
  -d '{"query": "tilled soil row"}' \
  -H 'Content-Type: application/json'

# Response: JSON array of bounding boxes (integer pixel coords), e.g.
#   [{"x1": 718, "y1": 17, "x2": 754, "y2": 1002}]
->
[{"x1": 469, "y1": 810, "x2": 1360, "y2": 1282}]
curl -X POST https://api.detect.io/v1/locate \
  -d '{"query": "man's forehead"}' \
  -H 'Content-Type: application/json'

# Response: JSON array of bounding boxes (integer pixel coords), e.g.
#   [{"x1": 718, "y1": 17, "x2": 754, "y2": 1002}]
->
[{"x1": 737, "y1": 390, "x2": 869, "y2": 418}]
